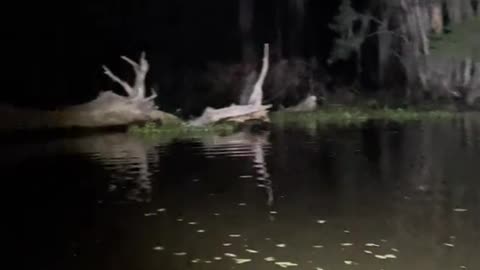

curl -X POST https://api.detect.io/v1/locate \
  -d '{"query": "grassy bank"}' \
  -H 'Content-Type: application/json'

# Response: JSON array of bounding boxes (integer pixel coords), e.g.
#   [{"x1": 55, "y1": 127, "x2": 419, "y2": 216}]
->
[
  {"x1": 128, "y1": 121, "x2": 238, "y2": 140},
  {"x1": 129, "y1": 106, "x2": 456, "y2": 139},
  {"x1": 270, "y1": 106, "x2": 456, "y2": 128}
]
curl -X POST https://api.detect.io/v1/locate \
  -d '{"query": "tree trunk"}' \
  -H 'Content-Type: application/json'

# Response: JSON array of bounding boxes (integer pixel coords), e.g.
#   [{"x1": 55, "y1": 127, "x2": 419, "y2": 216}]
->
[
  {"x1": 446, "y1": 0, "x2": 463, "y2": 25},
  {"x1": 467, "y1": 62, "x2": 480, "y2": 105},
  {"x1": 189, "y1": 43, "x2": 272, "y2": 126}
]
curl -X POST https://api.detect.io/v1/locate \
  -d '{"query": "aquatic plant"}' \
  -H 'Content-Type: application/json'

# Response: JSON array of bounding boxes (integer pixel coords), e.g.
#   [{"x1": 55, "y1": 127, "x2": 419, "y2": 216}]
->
[{"x1": 128, "y1": 121, "x2": 238, "y2": 139}]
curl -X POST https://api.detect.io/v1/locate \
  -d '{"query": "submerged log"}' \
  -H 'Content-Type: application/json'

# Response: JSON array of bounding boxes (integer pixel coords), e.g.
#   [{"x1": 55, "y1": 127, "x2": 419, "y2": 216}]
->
[
  {"x1": 1, "y1": 53, "x2": 179, "y2": 131},
  {"x1": 189, "y1": 43, "x2": 271, "y2": 127}
]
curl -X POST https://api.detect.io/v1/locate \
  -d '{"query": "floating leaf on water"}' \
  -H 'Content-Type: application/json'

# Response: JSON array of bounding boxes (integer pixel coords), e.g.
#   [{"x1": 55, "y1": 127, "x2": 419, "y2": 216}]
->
[
  {"x1": 317, "y1": 220, "x2": 327, "y2": 224},
  {"x1": 173, "y1": 252, "x2": 187, "y2": 256},
  {"x1": 454, "y1": 208, "x2": 468, "y2": 212},
  {"x1": 223, "y1": 243, "x2": 232, "y2": 246},
  {"x1": 341, "y1": 243, "x2": 354, "y2": 247},
  {"x1": 276, "y1": 243, "x2": 286, "y2": 248},
  {"x1": 157, "y1": 208, "x2": 166, "y2": 212},
  {"x1": 265, "y1": 257, "x2": 276, "y2": 262},
  {"x1": 316, "y1": 268, "x2": 324, "y2": 270},
  {"x1": 240, "y1": 175, "x2": 253, "y2": 179},
  {"x1": 224, "y1": 253, "x2": 237, "y2": 257},
  {"x1": 197, "y1": 229, "x2": 206, "y2": 233},
  {"x1": 391, "y1": 248, "x2": 399, "y2": 252},
  {"x1": 364, "y1": 250, "x2": 373, "y2": 254},
  {"x1": 444, "y1": 243, "x2": 455, "y2": 247},
  {"x1": 344, "y1": 230, "x2": 351, "y2": 233},
  {"x1": 229, "y1": 234, "x2": 242, "y2": 238},
  {"x1": 365, "y1": 243, "x2": 380, "y2": 247},
  {"x1": 234, "y1": 258, "x2": 252, "y2": 264},
  {"x1": 380, "y1": 239, "x2": 388, "y2": 243},
  {"x1": 214, "y1": 257, "x2": 222, "y2": 261},
  {"x1": 204, "y1": 260, "x2": 212, "y2": 264},
  {"x1": 275, "y1": 262, "x2": 298, "y2": 268},
  {"x1": 344, "y1": 260, "x2": 354, "y2": 265},
  {"x1": 313, "y1": 245, "x2": 324, "y2": 249},
  {"x1": 191, "y1": 259, "x2": 201, "y2": 263},
  {"x1": 460, "y1": 266, "x2": 467, "y2": 269},
  {"x1": 153, "y1": 246, "x2": 164, "y2": 251},
  {"x1": 246, "y1": 249, "x2": 259, "y2": 253},
  {"x1": 188, "y1": 222, "x2": 198, "y2": 225},
  {"x1": 144, "y1": 213, "x2": 157, "y2": 217},
  {"x1": 374, "y1": 254, "x2": 397, "y2": 259},
  {"x1": 177, "y1": 218, "x2": 184, "y2": 222},
  {"x1": 270, "y1": 211, "x2": 278, "y2": 214},
  {"x1": 265, "y1": 238, "x2": 272, "y2": 241}
]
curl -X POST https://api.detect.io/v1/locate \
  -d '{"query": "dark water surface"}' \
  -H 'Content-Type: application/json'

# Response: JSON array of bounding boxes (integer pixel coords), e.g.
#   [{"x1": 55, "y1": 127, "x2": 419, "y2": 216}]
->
[{"x1": 7, "y1": 114, "x2": 480, "y2": 270}]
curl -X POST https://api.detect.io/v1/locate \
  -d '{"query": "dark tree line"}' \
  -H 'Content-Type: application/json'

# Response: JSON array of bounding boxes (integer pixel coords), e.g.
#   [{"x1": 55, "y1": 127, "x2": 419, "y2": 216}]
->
[
  {"x1": 3, "y1": 0, "x2": 480, "y2": 113},
  {"x1": 329, "y1": 0, "x2": 480, "y2": 106}
]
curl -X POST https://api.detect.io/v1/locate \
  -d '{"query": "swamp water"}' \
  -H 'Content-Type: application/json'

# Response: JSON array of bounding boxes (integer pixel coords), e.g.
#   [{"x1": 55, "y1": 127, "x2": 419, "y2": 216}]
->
[{"x1": 7, "y1": 113, "x2": 480, "y2": 270}]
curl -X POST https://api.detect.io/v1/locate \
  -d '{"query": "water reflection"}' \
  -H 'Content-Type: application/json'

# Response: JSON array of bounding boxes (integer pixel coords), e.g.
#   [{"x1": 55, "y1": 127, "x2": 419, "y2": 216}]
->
[
  {"x1": 7, "y1": 113, "x2": 480, "y2": 270},
  {"x1": 200, "y1": 131, "x2": 274, "y2": 206}
]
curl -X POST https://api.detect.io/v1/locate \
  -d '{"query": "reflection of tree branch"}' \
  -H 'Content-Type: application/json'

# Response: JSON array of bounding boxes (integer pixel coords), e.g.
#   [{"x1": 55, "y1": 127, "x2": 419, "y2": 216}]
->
[
  {"x1": 253, "y1": 141, "x2": 274, "y2": 206},
  {"x1": 201, "y1": 131, "x2": 274, "y2": 206},
  {"x1": 67, "y1": 134, "x2": 156, "y2": 203}
]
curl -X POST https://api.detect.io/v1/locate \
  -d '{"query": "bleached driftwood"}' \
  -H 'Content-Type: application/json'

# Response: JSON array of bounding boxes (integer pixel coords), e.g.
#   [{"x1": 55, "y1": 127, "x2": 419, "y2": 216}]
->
[
  {"x1": 248, "y1": 43, "x2": 270, "y2": 106},
  {"x1": 284, "y1": 95, "x2": 318, "y2": 112},
  {"x1": 189, "y1": 43, "x2": 271, "y2": 127},
  {"x1": 0, "y1": 53, "x2": 179, "y2": 130}
]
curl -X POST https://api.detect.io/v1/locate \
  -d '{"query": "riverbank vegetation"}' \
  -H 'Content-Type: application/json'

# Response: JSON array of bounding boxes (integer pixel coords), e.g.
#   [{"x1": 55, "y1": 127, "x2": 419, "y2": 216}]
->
[
  {"x1": 128, "y1": 121, "x2": 238, "y2": 138},
  {"x1": 3, "y1": 0, "x2": 478, "y2": 134},
  {"x1": 271, "y1": 106, "x2": 455, "y2": 128},
  {"x1": 128, "y1": 105, "x2": 456, "y2": 138}
]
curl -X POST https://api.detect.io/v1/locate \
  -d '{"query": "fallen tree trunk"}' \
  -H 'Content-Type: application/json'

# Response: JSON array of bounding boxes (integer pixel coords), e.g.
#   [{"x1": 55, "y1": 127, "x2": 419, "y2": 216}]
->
[
  {"x1": 1, "y1": 53, "x2": 180, "y2": 131},
  {"x1": 189, "y1": 43, "x2": 271, "y2": 126},
  {"x1": 189, "y1": 104, "x2": 272, "y2": 126}
]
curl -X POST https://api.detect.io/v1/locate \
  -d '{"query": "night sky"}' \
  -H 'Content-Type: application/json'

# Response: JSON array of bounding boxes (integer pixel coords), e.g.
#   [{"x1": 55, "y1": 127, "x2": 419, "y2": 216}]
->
[{"x1": 3, "y1": 0, "x2": 351, "y2": 109}]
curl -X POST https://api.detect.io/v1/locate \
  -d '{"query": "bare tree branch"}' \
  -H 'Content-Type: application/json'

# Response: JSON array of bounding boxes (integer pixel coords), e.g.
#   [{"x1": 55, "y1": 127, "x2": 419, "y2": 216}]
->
[
  {"x1": 249, "y1": 43, "x2": 270, "y2": 106},
  {"x1": 102, "y1": 65, "x2": 135, "y2": 96},
  {"x1": 110, "y1": 52, "x2": 150, "y2": 99},
  {"x1": 121, "y1": 56, "x2": 140, "y2": 69},
  {"x1": 146, "y1": 88, "x2": 157, "y2": 101},
  {"x1": 133, "y1": 52, "x2": 149, "y2": 99}
]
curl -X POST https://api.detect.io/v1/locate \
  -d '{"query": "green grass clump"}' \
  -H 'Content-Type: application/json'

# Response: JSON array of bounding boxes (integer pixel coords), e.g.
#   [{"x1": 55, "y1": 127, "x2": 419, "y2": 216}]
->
[
  {"x1": 271, "y1": 106, "x2": 455, "y2": 128},
  {"x1": 128, "y1": 121, "x2": 238, "y2": 140}
]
